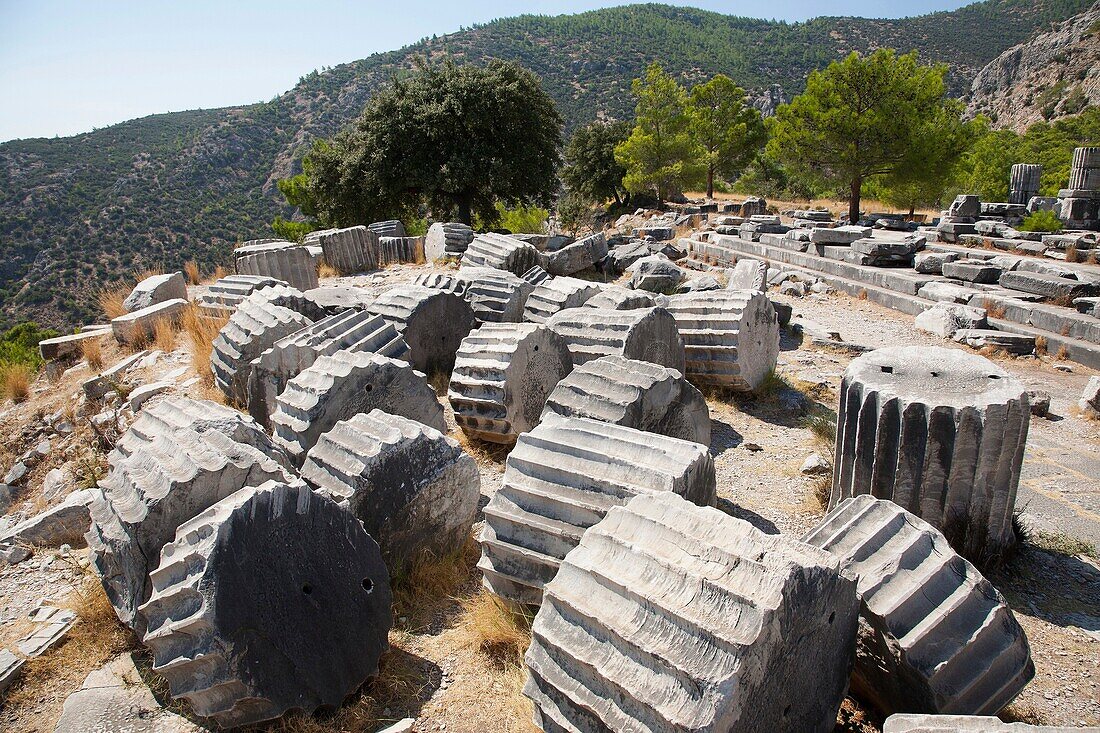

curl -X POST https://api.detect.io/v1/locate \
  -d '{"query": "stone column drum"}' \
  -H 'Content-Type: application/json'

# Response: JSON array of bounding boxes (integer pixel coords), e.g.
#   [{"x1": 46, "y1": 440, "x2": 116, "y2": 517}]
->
[
  {"x1": 1008, "y1": 164, "x2": 1041, "y2": 206},
  {"x1": 831, "y1": 346, "x2": 1030, "y2": 566}
]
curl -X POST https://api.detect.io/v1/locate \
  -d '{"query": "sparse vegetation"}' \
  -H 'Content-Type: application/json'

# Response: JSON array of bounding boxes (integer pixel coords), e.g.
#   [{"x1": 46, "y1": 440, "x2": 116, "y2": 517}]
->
[
  {"x1": 183, "y1": 260, "x2": 201, "y2": 285},
  {"x1": 1018, "y1": 209, "x2": 1063, "y2": 232},
  {"x1": 0, "y1": 363, "x2": 33, "y2": 403},
  {"x1": 1028, "y1": 529, "x2": 1098, "y2": 558},
  {"x1": 317, "y1": 262, "x2": 340, "y2": 279},
  {"x1": 180, "y1": 304, "x2": 226, "y2": 385},
  {"x1": 460, "y1": 590, "x2": 533, "y2": 670},
  {"x1": 80, "y1": 337, "x2": 104, "y2": 370},
  {"x1": 152, "y1": 318, "x2": 177, "y2": 352},
  {"x1": 97, "y1": 286, "x2": 129, "y2": 320}
]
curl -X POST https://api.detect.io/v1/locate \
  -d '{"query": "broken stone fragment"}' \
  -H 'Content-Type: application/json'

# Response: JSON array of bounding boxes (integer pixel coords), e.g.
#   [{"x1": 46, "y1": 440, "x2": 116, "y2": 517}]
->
[
  {"x1": 123, "y1": 272, "x2": 188, "y2": 313},
  {"x1": 914, "y1": 303, "x2": 988, "y2": 338},
  {"x1": 140, "y1": 481, "x2": 392, "y2": 729}
]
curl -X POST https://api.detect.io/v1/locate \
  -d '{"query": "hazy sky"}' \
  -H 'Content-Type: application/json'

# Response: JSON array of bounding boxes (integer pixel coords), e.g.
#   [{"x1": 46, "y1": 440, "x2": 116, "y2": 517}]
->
[{"x1": 0, "y1": 0, "x2": 971, "y2": 143}]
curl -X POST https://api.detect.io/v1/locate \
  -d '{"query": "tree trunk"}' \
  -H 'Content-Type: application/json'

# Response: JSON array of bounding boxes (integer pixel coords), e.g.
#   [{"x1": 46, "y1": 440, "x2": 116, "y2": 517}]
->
[
  {"x1": 908, "y1": 205, "x2": 915, "y2": 220},
  {"x1": 849, "y1": 178, "x2": 862, "y2": 224},
  {"x1": 456, "y1": 193, "x2": 473, "y2": 226},
  {"x1": 706, "y1": 166, "x2": 715, "y2": 199}
]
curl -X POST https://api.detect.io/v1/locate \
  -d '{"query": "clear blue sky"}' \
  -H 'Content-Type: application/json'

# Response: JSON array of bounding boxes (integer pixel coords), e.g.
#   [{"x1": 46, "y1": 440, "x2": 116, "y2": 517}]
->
[{"x1": 0, "y1": 0, "x2": 971, "y2": 143}]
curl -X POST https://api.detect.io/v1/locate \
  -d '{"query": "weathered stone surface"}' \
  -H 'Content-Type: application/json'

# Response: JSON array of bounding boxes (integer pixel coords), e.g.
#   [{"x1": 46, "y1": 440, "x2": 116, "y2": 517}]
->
[
  {"x1": 523, "y1": 277, "x2": 602, "y2": 323},
  {"x1": 246, "y1": 310, "x2": 408, "y2": 428},
  {"x1": 884, "y1": 714, "x2": 1090, "y2": 732},
  {"x1": 805, "y1": 495, "x2": 1034, "y2": 716},
  {"x1": 665, "y1": 290, "x2": 780, "y2": 391},
  {"x1": 378, "y1": 236, "x2": 425, "y2": 266},
  {"x1": 1082, "y1": 375, "x2": 1100, "y2": 414},
  {"x1": 87, "y1": 407, "x2": 290, "y2": 630},
  {"x1": 0, "y1": 489, "x2": 99, "y2": 549},
  {"x1": 271, "y1": 351, "x2": 445, "y2": 465},
  {"x1": 543, "y1": 233, "x2": 607, "y2": 275},
  {"x1": 302, "y1": 285, "x2": 375, "y2": 312},
  {"x1": 1009, "y1": 163, "x2": 1042, "y2": 205},
  {"x1": 914, "y1": 303, "x2": 989, "y2": 338},
  {"x1": 1072, "y1": 296, "x2": 1100, "y2": 317},
  {"x1": 54, "y1": 654, "x2": 202, "y2": 733},
  {"x1": 236, "y1": 245, "x2": 318, "y2": 291},
  {"x1": 942, "y1": 260, "x2": 1003, "y2": 284},
  {"x1": 582, "y1": 286, "x2": 656, "y2": 310},
  {"x1": 605, "y1": 239, "x2": 652, "y2": 272},
  {"x1": 999, "y1": 270, "x2": 1100, "y2": 299},
  {"x1": 16, "y1": 605, "x2": 76, "y2": 657},
  {"x1": 367, "y1": 286, "x2": 476, "y2": 374},
  {"x1": 38, "y1": 327, "x2": 111, "y2": 361},
  {"x1": 211, "y1": 296, "x2": 315, "y2": 404},
  {"x1": 111, "y1": 299, "x2": 187, "y2": 345},
  {"x1": 318, "y1": 226, "x2": 379, "y2": 274},
  {"x1": 525, "y1": 491, "x2": 858, "y2": 732},
  {"x1": 449, "y1": 323, "x2": 573, "y2": 444},
  {"x1": 425, "y1": 222, "x2": 475, "y2": 261},
  {"x1": 546, "y1": 306, "x2": 686, "y2": 371},
  {"x1": 244, "y1": 283, "x2": 329, "y2": 320},
  {"x1": 303, "y1": 410, "x2": 479, "y2": 571},
  {"x1": 810, "y1": 225, "x2": 872, "y2": 244},
  {"x1": 0, "y1": 648, "x2": 23, "y2": 696},
  {"x1": 918, "y1": 281, "x2": 980, "y2": 304},
  {"x1": 197, "y1": 275, "x2": 286, "y2": 312},
  {"x1": 412, "y1": 272, "x2": 468, "y2": 297},
  {"x1": 949, "y1": 195, "x2": 981, "y2": 218},
  {"x1": 479, "y1": 414, "x2": 716, "y2": 605},
  {"x1": 140, "y1": 481, "x2": 392, "y2": 728},
  {"x1": 953, "y1": 328, "x2": 1035, "y2": 355},
  {"x1": 124, "y1": 272, "x2": 187, "y2": 313},
  {"x1": 543, "y1": 355, "x2": 710, "y2": 445},
  {"x1": 832, "y1": 346, "x2": 1030, "y2": 566},
  {"x1": 369, "y1": 219, "x2": 406, "y2": 238},
  {"x1": 629, "y1": 255, "x2": 685, "y2": 293},
  {"x1": 461, "y1": 233, "x2": 543, "y2": 276},
  {"x1": 521, "y1": 264, "x2": 551, "y2": 287},
  {"x1": 676, "y1": 275, "x2": 722, "y2": 293},
  {"x1": 458, "y1": 267, "x2": 536, "y2": 323},
  {"x1": 727, "y1": 258, "x2": 767, "y2": 291}
]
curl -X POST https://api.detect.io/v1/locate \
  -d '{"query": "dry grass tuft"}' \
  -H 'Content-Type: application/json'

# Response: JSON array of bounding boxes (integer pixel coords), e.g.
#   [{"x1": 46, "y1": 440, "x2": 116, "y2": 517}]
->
[
  {"x1": 181, "y1": 304, "x2": 227, "y2": 386},
  {"x1": 1065, "y1": 246, "x2": 1080, "y2": 263},
  {"x1": 153, "y1": 318, "x2": 178, "y2": 352},
  {"x1": 97, "y1": 285, "x2": 130, "y2": 320},
  {"x1": 1056, "y1": 345, "x2": 1069, "y2": 360},
  {"x1": 459, "y1": 590, "x2": 533, "y2": 671},
  {"x1": 183, "y1": 260, "x2": 201, "y2": 285},
  {"x1": 1034, "y1": 335, "x2": 1047, "y2": 355},
  {"x1": 452, "y1": 427, "x2": 512, "y2": 467},
  {"x1": 132, "y1": 267, "x2": 163, "y2": 284},
  {"x1": 81, "y1": 337, "x2": 104, "y2": 371},
  {"x1": 390, "y1": 533, "x2": 479, "y2": 628},
  {"x1": 857, "y1": 289, "x2": 868, "y2": 300},
  {"x1": 809, "y1": 475, "x2": 832, "y2": 511},
  {"x1": 2, "y1": 568, "x2": 137, "y2": 732},
  {"x1": 982, "y1": 298, "x2": 1007, "y2": 320},
  {"x1": 317, "y1": 262, "x2": 340, "y2": 279},
  {"x1": 0, "y1": 363, "x2": 34, "y2": 403},
  {"x1": 427, "y1": 367, "x2": 451, "y2": 396}
]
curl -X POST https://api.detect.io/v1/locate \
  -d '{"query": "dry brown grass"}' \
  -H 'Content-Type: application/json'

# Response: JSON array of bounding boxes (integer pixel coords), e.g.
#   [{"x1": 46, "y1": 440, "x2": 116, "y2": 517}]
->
[
  {"x1": 458, "y1": 590, "x2": 533, "y2": 671},
  {"x1": 982, "y1": 298, "x2": 1007, "y2": 320},
  {"x1": 391, "y1": 534, "x2": 479, "y2": 629},
  {"x1": 97, "y1": 285, "x2": 130, "y2": 320},
  {"x1": 1034, "y1": 335, "x2": 1047, "y2": 355},
  {"x1": 183, "y1": 260, "x2": 201, "y2": 285},
  {"x1": 857, "y1": 289, "x2": 868, "y2": 300},
  {"x1": 132, "y1": 267, "x2": 163, "y2": 284},
  {"x1": 1065, "y1": 246, "x2": 1080, "y2": 263},
  {"x1": 80, "y1": 337, "x2": 104, "y2": 371},
  {"x1": 452, "y1": 427, "x2": 512, "y2": 468},
  {"x1": 1056, "y1": 344, "x2": 1069, "y2": 360},
  {"x1": 0, "y1": 364, "x2": 34, "y2": 403},
  {"x1": 318, "y1": 262, "x2": 340, "y2": 279},
  {"x1": 427, "y1": 367, "x2": 451, "y2": 396},
  {"x1": 1, "y1": 568, "x2": 137, "y2": 733},
  {"x1": 180, "y1": 304, "x2": 227, "y2": 386},
  {"x1": 152, "y1": 318, "x2": 178, "y2": 352}
]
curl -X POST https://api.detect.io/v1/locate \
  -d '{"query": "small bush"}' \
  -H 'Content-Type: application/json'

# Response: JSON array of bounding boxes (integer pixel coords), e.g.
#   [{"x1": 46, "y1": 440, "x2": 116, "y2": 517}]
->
[
  {"x1": 1018, "y1": 210, "x2": 1062, "y2": 233},
  {"x1": 494, "y1": 203, "x2": 548, "y2": 234},
  {"x1": 181, "y1": 305, "x2": 226, "y2": 385},
  {"x1": 81, "y1": 337, "x2": 104, "y2": 370},
  {"x1": 0, "y1": 321, "x2": 58, "y2": 371},
  {"x1": 183, "y1": 260, "x2": 201, "y2": 285},
  {"x1": 460, "y1": 590, "x2": 533, "y2": 670},
  {"x1": 0, "y1": 363, "x2": 33, "y2": 402}
]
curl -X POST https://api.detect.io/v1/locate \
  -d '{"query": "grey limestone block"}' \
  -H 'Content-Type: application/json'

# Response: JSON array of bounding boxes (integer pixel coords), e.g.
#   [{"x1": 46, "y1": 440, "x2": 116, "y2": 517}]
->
[
  {"x1": 665, "y1": 289, "x2": 780, "y2": 392},
  {"x1": 236, "y1": 245, "x2": 318, "y2": 291},
  {"x1": 111, "y1": 298, "x2": 188, "y2": 345},
  {"x1": 87, "y1": 405, "x2": 291, "y2": 630},
  {"x1": 831, "y1": 346, "x2": 1030, "y2": 566},
  {"x1": 952, "y1": 329, "x2": 1035, "y2": 356},
  {"x1": 245, "y1": 310, "x2": 408, "y2": 428},
  {"x1": 197, "y1": 274, "x2": 286, "y2": 312},
  {"x1": 542, "y1": 354, "x2": 710, "y2": 446},
  {"x1": 805, "y1": 495, "x2": 1034, "y2": 717},
  {"x1": 412, "y1": 272, "x2": 468, "y2": 298},
  {"x1": 524, "y1": 491, "x2": 859, "y2": 733},
  {"x1": 248, "y1": 283, "x2": 330, "y2": 320},
  {"x1": 546, "y1": 306, "x2": 686, "y2": 372},
  {"x1": 302, "y1": 410, "x2": 479, "y2": 573},
  {"x1": 424, "y1": 222, "x2": 475, "y2": 261},
  {"x1": 523, "y1": 277, "x2": 602, "y2": 324},
  {"x1": 478, "y1": 414, "x2": 716, "y2": 606},
  {"x1": 461, "y1": 232, "x2": 544, "y2": 276},
  {"x1": 999, "y1": 270, "x2": 1100, "y2": 300},
  {"x1": 140, "y1": 481, "x2": 391, "y2": 729},
  {"x1": 521, "y1": 264, "x2": 552, "y2": 287},
  {"x1": 211, "y1": 296, "x2": 315, "y2": 404},
  {"x1": 369, "y1": 219, "x2": 406, "y2": 238},
  {"x1": 885, "y1": 714, "x2": 1093, "y2": 732},
  {"x1": 543, "y1": 232, "x2": 608, "y2": 276},
  {"x1": 449, "y1": 323, "x2": 574, "y2": 444},
  {"x1": 629, "y1": 254, "x2": 685, "y2": 293},
  {"x1": 942, "y1": 260, "x2": 1003, "y2": 284},
  {"x1": 458, "y1": 266, "x2": 536, "y2": 323},
  {"x1": 318, "y1": 225, "x2": 379, "y2": 274},
  {"x1": 123, "y1": 272, "x2": 187, "y2": 313},
  {"x1": 810, "y1": 225, "x2": 872, "y2": 244},
  {"x1": 377, "y1": 235, "x2": 424, "y2": 266},
  {"x1": 727, "y1": 258, "x2": 767, "y2": 291},
  {"x1": 367, "y1": 285, "x2": 476, "y2": 374},
  {"x1": 582, "y1": 285, "x2": 656, "y2": 310},
  {"x1": 914, "y1": 303, "x2": 989, "y2": 338},
  {"x1": 271, "y1": 350, "x2": 445, "y2": 466}
]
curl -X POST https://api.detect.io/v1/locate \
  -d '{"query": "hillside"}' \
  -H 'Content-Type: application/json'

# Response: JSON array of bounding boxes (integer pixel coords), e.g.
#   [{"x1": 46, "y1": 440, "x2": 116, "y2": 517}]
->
[
  {"x1": 0, "y1": 0, "x2": 1092, "y2": 330},
  {"x1": 967, "y1": 2, "x2": 1100, "y2": 131}
]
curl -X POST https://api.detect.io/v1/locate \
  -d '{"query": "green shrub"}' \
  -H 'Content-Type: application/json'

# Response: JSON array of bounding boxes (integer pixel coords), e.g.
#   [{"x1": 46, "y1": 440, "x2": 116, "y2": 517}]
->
[
  {"x1": 1018, "y1": 209, "x2": 1063, "y2": 233},
  {"x1": 496, "y1": 203, "x2": 548, "y2": 234},
  {"x1": 0, "y1": 321, "x2": 58, "y2": 371}
]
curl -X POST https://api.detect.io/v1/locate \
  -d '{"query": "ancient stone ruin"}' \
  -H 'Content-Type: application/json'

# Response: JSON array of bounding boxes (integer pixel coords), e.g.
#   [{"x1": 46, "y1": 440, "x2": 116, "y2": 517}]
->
[
  {"x1": 317, "y1": 225, "x2": 379, "y2": 274},
  {"x1": 546, "y1": 306, "x2": 686, "y2": 371},
  {"x1": 367, "y1": 285, "x2": 476, "y2": 374}
]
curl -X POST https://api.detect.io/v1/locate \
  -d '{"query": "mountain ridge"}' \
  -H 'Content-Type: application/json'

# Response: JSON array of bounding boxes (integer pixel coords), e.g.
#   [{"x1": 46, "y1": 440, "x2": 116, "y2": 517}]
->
[{"x1": 1, "y1": 0, "x2": 1092, "y2": 329}]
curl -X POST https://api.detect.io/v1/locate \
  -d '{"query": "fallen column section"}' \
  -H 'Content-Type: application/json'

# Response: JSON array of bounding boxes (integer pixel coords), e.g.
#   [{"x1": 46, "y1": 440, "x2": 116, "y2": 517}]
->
[
  {"x1": 367, "y1": 285, "x2": 476, "y2": 374},
  {"x1": 546, "y1": 306, "x2": 686, "y2": 371}
]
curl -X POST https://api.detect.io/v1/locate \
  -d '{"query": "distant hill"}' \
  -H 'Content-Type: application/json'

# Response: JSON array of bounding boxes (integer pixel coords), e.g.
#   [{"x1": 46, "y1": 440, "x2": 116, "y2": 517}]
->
[
  {"x1": 967, "y1": 2, "x2": 1100, "y2": 132},
  {"x1": 0, "y1": 0, "x2": 1092, "y2": 329}
]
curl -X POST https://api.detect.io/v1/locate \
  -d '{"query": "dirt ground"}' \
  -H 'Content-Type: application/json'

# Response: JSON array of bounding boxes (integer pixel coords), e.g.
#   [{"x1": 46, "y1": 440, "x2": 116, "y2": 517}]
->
[{"x1": 1, "y1": 264, "x2": 1097, "y2": 732}]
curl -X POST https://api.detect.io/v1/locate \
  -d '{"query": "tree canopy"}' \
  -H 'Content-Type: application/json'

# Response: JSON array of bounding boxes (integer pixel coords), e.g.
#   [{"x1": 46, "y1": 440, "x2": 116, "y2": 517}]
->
[
  {"x1": 687, "y1": 75, "x2": 766, "y2": 198},
  {"x1": 305, "y1": 58, "x2": 563, "y2": 226},
  {"x1": 562, "y1": 120, "x2": 631, "y2": 206},
  {"x1": 768, "y1": 49, "x2": 971, "y2": 222}
]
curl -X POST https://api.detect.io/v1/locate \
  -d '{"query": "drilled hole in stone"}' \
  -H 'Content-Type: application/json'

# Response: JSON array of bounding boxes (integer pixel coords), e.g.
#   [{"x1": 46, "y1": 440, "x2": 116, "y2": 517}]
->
[
  {"x1": 989, "y1": 374, "x2": 1001, "y2": 380},
  {"x1": 880, "y1": 365, "x2": 893, "y2": 374},
  {"x1": 783, "y1": 705, "x2": 792, "y2": 717},
  {"x1": 828, "y1": 611, "x2": 835, "y2": 624},
  {"x1": 301, "y1": 584, "x2": 312, "y2": 595},
  {"x1": 362, "y1": 578, "x2": 374, "y2": 593},
  {"x1": 931, "y1": 371, "x2": 939, "y2": 378},
  {"x1": 533, "y1": 345, "x2": 539, "y2": 352},
  {"x1": 365, "y1": 384, "x2": 373, "y2": 392}
]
